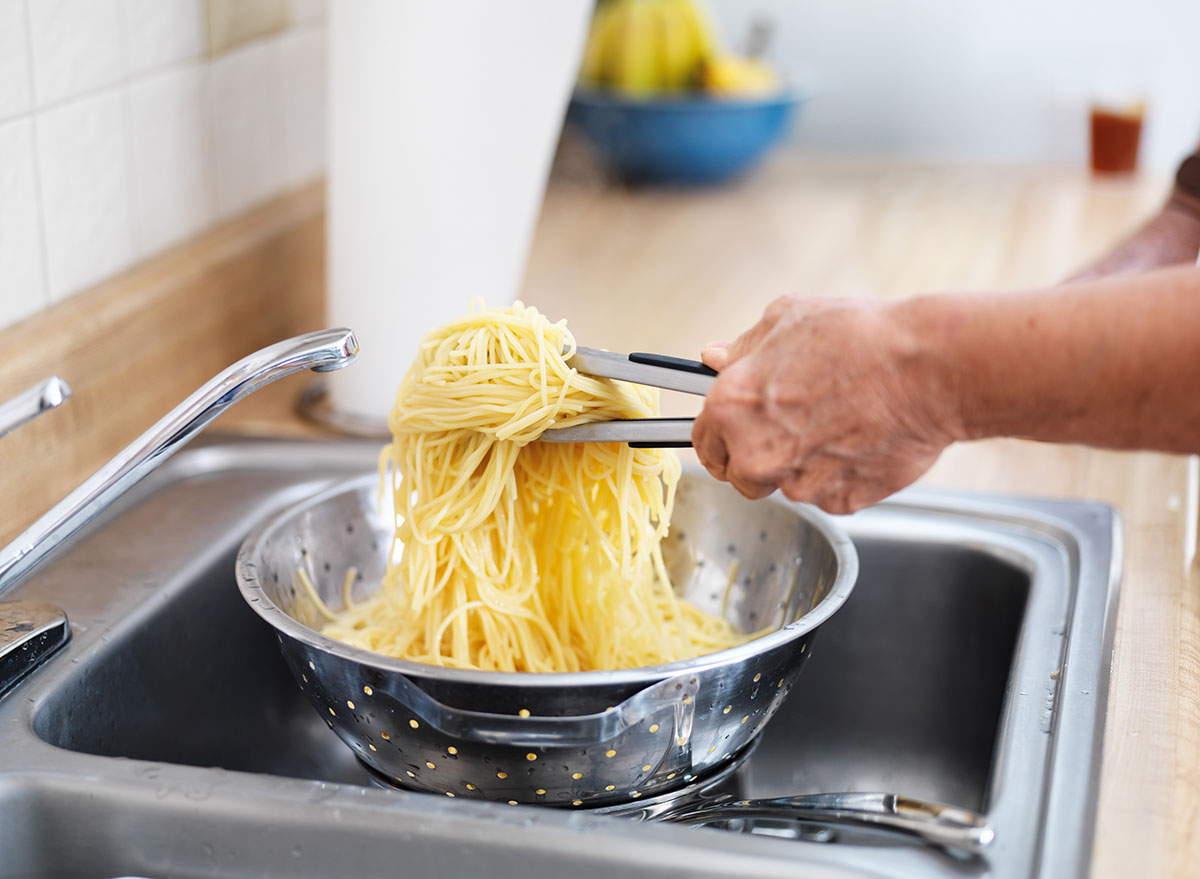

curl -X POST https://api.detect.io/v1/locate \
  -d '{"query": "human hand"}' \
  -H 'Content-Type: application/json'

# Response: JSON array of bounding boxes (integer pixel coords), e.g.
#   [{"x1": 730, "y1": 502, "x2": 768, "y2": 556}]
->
[{"x1": 691, "y1": 295, "x2": 961, "y2": 514}]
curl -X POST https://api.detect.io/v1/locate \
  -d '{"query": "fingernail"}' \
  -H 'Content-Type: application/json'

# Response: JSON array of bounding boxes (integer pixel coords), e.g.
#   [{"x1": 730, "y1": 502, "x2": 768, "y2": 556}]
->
[{"x1": 703, "y1": 341, "x2": 729, "y2": 351}]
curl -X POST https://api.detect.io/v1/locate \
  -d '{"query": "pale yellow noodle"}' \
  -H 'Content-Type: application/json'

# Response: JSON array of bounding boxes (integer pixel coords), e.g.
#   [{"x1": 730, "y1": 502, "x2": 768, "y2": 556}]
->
[{"x1": 320, "y1": 301, "x2": 743, "y2": 672}]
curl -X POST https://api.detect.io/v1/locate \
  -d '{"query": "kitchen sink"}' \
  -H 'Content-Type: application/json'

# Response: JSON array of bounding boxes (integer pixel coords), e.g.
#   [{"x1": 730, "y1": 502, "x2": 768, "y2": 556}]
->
[{"x1": 0, "y1": 437, "x2": 1119, "y2": 879}]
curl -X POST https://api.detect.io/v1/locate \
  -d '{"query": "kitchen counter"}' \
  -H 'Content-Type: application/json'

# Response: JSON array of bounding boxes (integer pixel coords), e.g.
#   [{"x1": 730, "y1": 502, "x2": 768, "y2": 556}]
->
[
  {"x1": 3, "y1": 154, "x2": 1197, "y2": 876},
  {"x1": 528, "y1": 155, "x2": 1200, "y2": 879}
]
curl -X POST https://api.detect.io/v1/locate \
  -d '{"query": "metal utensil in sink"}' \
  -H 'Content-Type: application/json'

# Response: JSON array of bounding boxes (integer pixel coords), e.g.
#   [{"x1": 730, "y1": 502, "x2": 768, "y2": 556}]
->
[
  {"x1": 592, "y1": 749, "x2": 994, "y2": 855},
  {"x1": 235, "y1": 468, "x2": 858, "y2": 808}
]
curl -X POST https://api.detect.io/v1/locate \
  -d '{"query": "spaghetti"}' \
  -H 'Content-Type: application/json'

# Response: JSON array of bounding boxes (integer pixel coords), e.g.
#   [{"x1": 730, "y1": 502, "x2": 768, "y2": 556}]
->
[{"x1": 319, "y1": 301, "x2": 742, "y2": 672}]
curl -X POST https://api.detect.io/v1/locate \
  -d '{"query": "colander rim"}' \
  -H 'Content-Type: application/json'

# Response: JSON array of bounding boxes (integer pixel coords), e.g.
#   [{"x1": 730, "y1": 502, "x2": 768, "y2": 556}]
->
[{"x1": 235, "y1": 466, "x2": 859, "y2": 688}]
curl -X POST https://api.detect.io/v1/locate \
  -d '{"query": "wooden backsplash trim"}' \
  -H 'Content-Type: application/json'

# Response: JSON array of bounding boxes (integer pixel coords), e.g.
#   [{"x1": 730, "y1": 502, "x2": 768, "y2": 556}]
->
[{"x1": 0, "y1": 183, "x2": 327, "y2": 546}]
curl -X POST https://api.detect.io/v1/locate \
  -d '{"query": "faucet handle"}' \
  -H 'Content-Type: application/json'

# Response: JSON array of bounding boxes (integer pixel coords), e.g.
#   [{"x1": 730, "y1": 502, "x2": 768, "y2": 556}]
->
[{"x1": 0, "y1": 377, "x2": 72, "y2": 440}]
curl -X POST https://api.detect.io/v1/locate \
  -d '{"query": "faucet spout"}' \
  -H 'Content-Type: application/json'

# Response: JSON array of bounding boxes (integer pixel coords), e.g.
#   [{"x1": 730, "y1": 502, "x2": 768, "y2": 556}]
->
[{"x1": 0, "y1": 327, "x2": 359, "y2": 595}]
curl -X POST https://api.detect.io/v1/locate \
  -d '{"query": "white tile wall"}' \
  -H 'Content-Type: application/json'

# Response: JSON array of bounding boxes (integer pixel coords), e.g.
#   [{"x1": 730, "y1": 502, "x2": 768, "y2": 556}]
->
[
  {"x1": 0, "y1": 119, "x2": 48, "y2": 325},
  {"x1": 121, "y1": 0, "x2": 205, "y2": 78},
  {"x1": 27, "y1": 0, "x2": 125, "y2": 106},
  {"x1": 0, "y1": 0, "x2": 33, "y2": 122},
  {"x1": 0, "y1": 1, "x2": 328, "y2": 333},
  {"x1": 280, "y1": 26, "x2": 326, "y2": 188},
  {"x1": 36, "y1": 89, "x2": 137, "y2": 301},
  {"x1": 128, "y1": 65, "x2": 214, "y2": 255},
  {"x1": 207, "y1": 39, "x2": 287, "y2": 219}
]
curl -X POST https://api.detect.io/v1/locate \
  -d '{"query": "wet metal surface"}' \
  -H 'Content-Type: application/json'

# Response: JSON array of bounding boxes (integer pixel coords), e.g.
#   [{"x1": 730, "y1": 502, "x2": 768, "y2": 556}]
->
[{"x1": 0, "y1": 437, "x2": 1119, "y2": 878}]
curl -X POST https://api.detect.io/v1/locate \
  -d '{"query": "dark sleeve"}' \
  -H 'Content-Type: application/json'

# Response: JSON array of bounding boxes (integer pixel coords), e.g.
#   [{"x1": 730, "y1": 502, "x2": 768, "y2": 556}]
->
[{"x1": 1175, "y1": 149, "x2": 1200, "y2": 201}]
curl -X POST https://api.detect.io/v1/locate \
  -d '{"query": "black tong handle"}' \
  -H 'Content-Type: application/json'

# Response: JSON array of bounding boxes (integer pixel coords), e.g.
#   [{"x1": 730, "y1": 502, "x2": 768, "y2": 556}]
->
[{"x1": 628, "y1": 352, "x2": 718, "y2": 378}]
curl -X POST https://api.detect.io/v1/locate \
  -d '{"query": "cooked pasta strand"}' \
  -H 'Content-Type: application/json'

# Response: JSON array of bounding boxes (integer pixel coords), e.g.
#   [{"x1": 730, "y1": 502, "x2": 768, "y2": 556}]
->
[{"x1": 320, "y1": 301, "x2": 743, "y2": 671}]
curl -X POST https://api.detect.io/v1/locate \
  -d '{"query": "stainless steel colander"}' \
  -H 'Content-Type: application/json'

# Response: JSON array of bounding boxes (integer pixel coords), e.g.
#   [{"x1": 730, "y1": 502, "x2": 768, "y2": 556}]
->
[{"x1": 235, "y1": 466, "x2": 857, "y2": 808}]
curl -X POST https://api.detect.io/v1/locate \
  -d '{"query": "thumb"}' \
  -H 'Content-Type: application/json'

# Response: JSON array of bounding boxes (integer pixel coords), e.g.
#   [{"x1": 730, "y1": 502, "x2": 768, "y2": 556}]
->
[
  {"x1": 702, "y1": 297, "x2": 802, "y2": 372},
  {"x1": 710, "y1": 314, "x2": 775, "y2": 368},
  {"x1": 700, "y1": 341, "x2": 731, "y2": 371}
]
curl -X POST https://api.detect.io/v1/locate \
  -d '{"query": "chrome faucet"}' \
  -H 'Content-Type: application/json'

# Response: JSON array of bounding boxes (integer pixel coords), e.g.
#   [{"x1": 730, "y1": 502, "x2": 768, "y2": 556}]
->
[
  {"x1": 0, "y1": 377, "x2": 72, "y2": 439},
  {"x1": 0, "y1": 328, "x2": 358, "y2": 595}
]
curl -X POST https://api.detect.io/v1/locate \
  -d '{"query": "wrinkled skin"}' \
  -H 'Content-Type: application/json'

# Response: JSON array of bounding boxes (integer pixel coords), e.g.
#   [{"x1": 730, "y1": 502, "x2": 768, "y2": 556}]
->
[{"x1": 692, "y1": 295, "x2": 960, "y2": 514}]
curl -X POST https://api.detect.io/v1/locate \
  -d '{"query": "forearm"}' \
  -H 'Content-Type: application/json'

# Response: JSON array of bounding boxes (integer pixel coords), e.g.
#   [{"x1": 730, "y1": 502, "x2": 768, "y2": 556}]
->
[
  {"x1": 1067, "y1": 165, "x2": 1200, "y2": 282},
  {"x1": 907, "y1": 266, "x2": 1200, "y2": 452}
]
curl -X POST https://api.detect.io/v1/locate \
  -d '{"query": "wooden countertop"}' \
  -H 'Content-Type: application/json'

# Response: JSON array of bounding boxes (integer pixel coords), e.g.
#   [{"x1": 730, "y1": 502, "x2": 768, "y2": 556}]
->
[
  {"x1": 4, "y1": 155, "x2": 1197, "y2": 876},
  {"x1": 528, "y1": 156, "x2": 1200, "y2": 879}
]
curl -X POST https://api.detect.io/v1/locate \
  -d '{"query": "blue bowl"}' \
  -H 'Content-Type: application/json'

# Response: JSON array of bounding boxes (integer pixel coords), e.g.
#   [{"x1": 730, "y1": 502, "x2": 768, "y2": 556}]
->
[{"x1": 568, "y1": 89, "x2": 801, "y2": 185}]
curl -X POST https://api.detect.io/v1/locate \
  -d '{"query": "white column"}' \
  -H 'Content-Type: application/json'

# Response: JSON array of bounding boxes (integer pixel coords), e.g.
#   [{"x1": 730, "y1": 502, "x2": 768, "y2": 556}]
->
[{"x1": 325, "y1": 0, "x2": 591, "y2": 423}]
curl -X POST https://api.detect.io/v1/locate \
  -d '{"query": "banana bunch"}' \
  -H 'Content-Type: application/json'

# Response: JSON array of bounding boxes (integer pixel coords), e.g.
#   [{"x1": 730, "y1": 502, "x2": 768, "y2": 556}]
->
[
  {"x1": 580, "y1": 0, "x2": 718, "y2": 96},
  {"x1": 700, "y1": 53, "x2": 780, "y2": 97}
]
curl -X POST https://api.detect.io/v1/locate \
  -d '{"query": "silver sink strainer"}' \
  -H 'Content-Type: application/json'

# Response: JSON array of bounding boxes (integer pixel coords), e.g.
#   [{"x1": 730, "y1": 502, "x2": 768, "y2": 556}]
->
[{"x1": 236, "y1": 467, "x2": 858, "y2": 808}]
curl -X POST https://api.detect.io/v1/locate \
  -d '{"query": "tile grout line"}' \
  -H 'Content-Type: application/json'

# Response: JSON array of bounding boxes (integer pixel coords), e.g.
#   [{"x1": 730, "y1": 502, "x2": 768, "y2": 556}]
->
[
  {"x1": 197, "y1": 48, "x2": 221, "y2": 243},
  {"x1": 12, "y1": 12, "x2": 325, "y2": 307},
  {"x1": 20, "y1": 0, "x2": 50, "y2": 312},
  {"x1": 17, "y1": 22, "x2": 326, "y2": 127},
  {"x1": 116, "y1": 0, "x2": 145, "y2": 262}
]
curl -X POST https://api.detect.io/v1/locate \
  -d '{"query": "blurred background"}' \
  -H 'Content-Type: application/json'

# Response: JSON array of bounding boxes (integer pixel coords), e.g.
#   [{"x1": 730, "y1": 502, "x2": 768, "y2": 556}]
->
[
  {"x1": 1, "y1": 0, "x2": 1197, "y2": 339},
  {"x1": 0, "y1": 10, "x2": 1194, "y2": 869},
  {"x1": 704, "y1": 0, "x2": 1200, "y2": 168}
]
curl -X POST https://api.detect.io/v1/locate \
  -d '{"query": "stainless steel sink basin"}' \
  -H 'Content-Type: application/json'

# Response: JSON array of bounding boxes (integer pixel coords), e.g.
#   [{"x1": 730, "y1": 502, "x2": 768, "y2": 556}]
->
[{"x1": 0, "y1": 437, "x2": 1120, "y2": 878}]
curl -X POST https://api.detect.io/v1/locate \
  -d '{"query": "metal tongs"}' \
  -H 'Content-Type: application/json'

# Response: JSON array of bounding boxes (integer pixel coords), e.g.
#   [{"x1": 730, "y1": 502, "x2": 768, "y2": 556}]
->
[{"x1": 538, "y1": 347, "x2": 716, "y2": 447}]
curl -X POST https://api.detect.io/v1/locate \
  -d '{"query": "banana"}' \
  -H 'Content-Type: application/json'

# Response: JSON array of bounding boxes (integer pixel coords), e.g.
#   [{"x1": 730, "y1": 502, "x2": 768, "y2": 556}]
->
[
  {"x1": 654, "y1": 0, "x2": 699, "y2": 90},
  {"x1": 669, "y1": 0, "x2": 717, "y2": 74},
  {"x1": 701, "y1": 53, "x2": 781, "y2": 97},
  {"x1": 579, "y1": 1, "x2": 621, "y2": 87},
  {"x1": 579, "y1": 0, "x2": 771, "y2": 98},
  {"x1": 605, "y1": 0, "x2": 659, "y2": 97}
]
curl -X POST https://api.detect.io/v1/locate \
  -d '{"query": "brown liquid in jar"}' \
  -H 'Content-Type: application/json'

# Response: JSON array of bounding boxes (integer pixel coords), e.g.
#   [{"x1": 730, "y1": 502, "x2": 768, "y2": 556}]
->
[{"x1": 1089, "y1": 105, "x2": 1144, "y2": 175}]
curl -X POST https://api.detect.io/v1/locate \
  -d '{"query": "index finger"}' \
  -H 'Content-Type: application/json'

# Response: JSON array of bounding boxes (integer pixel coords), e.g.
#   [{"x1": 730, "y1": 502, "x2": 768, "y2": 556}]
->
[{"x1": 691, "y1": 408, "x2": 729, "y2": 482}]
